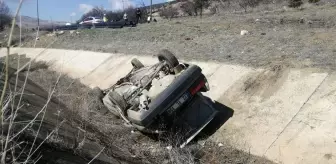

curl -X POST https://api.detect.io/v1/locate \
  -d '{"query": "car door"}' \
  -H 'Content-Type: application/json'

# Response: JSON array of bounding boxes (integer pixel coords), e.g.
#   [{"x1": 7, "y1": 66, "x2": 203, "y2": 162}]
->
[
  {"x1": 94, "y1": 17, "x2": 102, "y2": 24},
  {"x1": 84, "y1": 17, "x2": 93, "y2": 24}
]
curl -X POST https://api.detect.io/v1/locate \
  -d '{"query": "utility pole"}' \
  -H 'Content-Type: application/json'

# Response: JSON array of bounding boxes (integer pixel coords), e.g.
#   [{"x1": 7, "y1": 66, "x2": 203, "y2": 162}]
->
[
  {"x1": 19, "y1": 12, "x2": 22, "y2": 46},
  {"x1": 150, "y1": 0, "x2": 152, "y2": 20},
  {"x1": 36, "y1": 0, "x2": 40, "y2": 40},
  {"x1": 37, "y1": 0, "x2": 39, "y2": 28}
]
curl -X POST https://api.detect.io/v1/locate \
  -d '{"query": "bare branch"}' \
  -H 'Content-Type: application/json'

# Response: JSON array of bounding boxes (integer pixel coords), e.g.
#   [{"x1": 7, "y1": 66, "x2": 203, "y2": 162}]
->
[
  {"x1": 24, "y1": 120, "x2": 66, "y2": 163},
  {"x1": 24, "y1": 72, "x2": 63, "y2": 163},
  {"x1": 1, "y1": 1, "x2": 24, "y2": 163},
  {"x1": 87, "y1": 147, "x2": 105, "y2": 164}
]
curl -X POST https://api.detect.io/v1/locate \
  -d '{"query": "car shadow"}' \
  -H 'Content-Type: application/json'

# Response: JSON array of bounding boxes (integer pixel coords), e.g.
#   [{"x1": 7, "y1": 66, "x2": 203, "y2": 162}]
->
[{"x1": 195, "y1": 96, "x2": 234, "y2": 140}]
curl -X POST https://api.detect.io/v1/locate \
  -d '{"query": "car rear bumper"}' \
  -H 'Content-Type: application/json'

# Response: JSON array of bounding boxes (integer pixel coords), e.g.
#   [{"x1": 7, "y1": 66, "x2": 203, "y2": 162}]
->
[
  {"x1": 175, "y1": 93, "x2": 218, "y2": 147},
  {"x1": 132, "y1": 93, "x2": 218, "y2": 147}
]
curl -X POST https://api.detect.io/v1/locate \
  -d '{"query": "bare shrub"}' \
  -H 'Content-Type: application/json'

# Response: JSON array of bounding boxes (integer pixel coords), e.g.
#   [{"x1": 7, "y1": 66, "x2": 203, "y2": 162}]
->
[
  {"x1": 210, "y1": 0, "x2": 233, "y2": 13},
  {"x1": 180, "y1": 0, "x2": 212, "y2": 17},
  {"x1": 194, "y1": 0, "x2": 211, "y2": 17},
  {"x1": 159, "y1": 6, "x2": 179, "y2": 19},
  {"x1": 181, "y1": 1, "x2": 196, "y2": 16},
  {"x1": 288, "y1": 0, "x2": 303, "y2": 8},
  {"x1": 238, "y1": 0, "x2": 263, "y2": 12},
  {"x1": 0, "y1": 1, "x2": 11, "y2": 31},
  {"x1": 209, "y1": 6, "x2": 217, "y2": 15},
  {"x1": 105, "y1": 11, "x2": 123, "y2": 22},
  {"x1": 110, "y1": 7, "x2": 136, "y2": 21}
]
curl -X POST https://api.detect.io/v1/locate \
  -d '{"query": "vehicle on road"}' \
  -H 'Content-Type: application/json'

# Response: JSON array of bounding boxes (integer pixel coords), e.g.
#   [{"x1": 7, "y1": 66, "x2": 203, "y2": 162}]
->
[
  {"x1": 79, "y1": 16, "x2": 103, "y2": 25},
  {"x1": 54, "y1": 17, "x2": 136, "y2": 30},
  {"x1": 99, "y1": 50, "x2": 218, "y2": 147}
]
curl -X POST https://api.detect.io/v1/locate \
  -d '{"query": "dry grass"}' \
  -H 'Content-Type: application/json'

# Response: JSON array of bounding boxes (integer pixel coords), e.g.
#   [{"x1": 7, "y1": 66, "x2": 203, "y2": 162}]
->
[
  {"x1": 0, "y1": 27, "x2": 41, "y2": 47},
  {"x1": 20, "y1": 2, "x2": 336, "y2": 71}
]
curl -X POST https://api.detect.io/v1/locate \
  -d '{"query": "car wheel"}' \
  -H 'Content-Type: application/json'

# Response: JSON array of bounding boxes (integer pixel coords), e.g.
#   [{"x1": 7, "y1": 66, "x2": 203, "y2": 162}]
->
[
  {"x1": 109, "y1": 91, "x2": 127, "y2": 111},
  {"x1": 157, "y1": 49, "x2": 179, "y2": 69},
  {"x1": 131, "y1": 58, "x2": 144, "y2": 69}
]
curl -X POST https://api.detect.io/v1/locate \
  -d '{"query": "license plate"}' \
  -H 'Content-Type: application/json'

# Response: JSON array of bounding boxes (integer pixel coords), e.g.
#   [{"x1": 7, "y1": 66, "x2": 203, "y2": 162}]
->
[{"x1": 167, "y1": 92, "x2": 190, "y2": 115}]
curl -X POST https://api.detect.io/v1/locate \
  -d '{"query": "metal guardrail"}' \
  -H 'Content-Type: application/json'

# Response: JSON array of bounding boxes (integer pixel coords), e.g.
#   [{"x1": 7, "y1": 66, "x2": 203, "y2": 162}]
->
[{"x1": 52, "y1": 21, "x2": 136, "y2": 31}]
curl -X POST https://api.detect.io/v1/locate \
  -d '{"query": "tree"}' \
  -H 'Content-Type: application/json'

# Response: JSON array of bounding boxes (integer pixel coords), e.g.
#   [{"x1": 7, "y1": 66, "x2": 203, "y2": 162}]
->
[
  {"x1": 0, "y1": 1, "x2": 11, "y2": 31},
  {"x1": 105, "y1": 7, "x2": 137, "y2": 22},
  {"x1": 181, "y1": 1, "x2": 196, "y2": 16},
  {"x1": 194, "y1": 0, "x2": 210, "y2": 17},
  {"x1": 288, "y1": 0, "x2": 303, "y2": 8},
  {"x1": 105, "y1": 11, "x2": 123, "y2": 22}
]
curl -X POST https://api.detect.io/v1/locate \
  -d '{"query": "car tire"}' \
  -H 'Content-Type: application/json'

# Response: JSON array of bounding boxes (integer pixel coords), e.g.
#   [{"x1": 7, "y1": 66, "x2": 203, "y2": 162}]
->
[
  {"x1": 157, "y1": 49, "x2": 179, "y2": 68},
  {"x1": 109, "y1": 91, "x2": 127, "y2": 111},
  {"x1": 131, "y1": 58, "x2": 144, "y2": 69}
]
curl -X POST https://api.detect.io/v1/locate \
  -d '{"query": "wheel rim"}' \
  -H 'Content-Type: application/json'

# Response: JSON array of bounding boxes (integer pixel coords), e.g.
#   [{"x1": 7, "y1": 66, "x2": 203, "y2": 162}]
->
[{"x1": 158, "y1": 56, "x2": 168, "y2": 65}]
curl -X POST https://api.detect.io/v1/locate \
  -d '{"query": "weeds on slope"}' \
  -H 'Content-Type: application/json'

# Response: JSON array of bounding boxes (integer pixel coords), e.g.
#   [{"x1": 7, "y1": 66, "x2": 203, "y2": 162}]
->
[{"x1": 0, "y1": 1, "x2": 276, "y2": 163}]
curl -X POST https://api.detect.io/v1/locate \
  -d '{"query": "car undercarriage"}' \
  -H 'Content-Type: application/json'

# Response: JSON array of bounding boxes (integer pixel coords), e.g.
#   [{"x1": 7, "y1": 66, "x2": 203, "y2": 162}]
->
[{"x1": 100, "y1": 50, "x2": 218, "y2": 147}]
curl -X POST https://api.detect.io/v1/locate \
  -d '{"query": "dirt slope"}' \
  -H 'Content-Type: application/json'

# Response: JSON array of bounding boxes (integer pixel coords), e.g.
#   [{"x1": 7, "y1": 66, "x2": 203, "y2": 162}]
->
[{"x1": 0, "y1": 54, "x2": 275, "y2": 163}]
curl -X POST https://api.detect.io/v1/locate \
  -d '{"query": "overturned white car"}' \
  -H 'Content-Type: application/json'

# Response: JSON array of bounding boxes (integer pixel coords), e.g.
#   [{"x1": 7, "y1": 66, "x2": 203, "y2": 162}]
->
[{"x1": 101, "y1": 50, "x2": 218, "y2": 147}]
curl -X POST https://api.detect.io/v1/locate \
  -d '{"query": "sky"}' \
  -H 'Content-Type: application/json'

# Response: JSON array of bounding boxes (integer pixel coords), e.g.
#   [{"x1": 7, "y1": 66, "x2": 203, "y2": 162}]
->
[{"x1": 4, "y1": 0, "x2": 166, "y2": 22}]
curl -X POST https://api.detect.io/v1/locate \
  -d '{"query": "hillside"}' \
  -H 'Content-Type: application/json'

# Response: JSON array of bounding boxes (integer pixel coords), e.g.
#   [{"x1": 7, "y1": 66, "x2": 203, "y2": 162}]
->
[
  {"x1": 15, "y1": 15, "x2": 66, "y2": 29},
  {"x1": 25, "y1": 2, "x2": 336, "y2": 70}
]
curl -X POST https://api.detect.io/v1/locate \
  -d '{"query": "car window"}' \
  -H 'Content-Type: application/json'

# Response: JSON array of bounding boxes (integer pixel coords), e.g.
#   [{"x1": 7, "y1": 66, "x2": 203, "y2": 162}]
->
[{"x1": 84, "y1": 18, "x2": 93, "y2": 21}]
